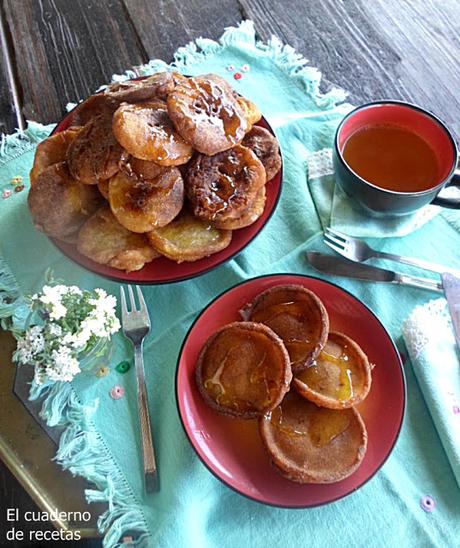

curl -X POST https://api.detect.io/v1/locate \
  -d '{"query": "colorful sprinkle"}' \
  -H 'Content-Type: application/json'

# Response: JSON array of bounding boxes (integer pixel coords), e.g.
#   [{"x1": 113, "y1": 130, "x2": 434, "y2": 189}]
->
[
  {"x1": 116, "y1": 360, "x2": 131, "y2": 374},
  {"x1": 110, "y1": 385, "x2": 125, "y2": 400},
  {"x1": 2, "y1": 190, "x2": 12, "y2": 199},
  {"x1": 14, "y1": 184, "x2": 25, "y2": 193},
  {"x1": 226, "y1": 64, "x2": 235, "y2": 71},
  {"x1": 241, "y1": 64, "x2": 250, "y2": 72},
  {"x1": 233, "y1": 72, "x2": 242, "y2": 80},
  {"x1": 420, "y1": 495, "x2": 436, "y2": 513},
  {"x1": 96, "y1": 366, "x2": 110, "y2": 378}
]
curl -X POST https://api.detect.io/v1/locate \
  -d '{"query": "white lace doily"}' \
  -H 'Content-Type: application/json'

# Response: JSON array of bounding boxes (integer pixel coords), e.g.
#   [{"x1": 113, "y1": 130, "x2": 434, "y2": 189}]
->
[
  {"x1": 402, "y1": 298, "x2": 455, "y2": 360},
  {"x1": 306, "y1": 148, "x2": 333, "y2": 179}
]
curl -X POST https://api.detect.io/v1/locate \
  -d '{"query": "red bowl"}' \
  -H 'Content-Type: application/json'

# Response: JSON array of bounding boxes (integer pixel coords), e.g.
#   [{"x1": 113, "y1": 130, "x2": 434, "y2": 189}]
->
[
  {"x1": 50, "y1": 98, "x2": 282, "y2": 284},
  {"x1": 176, "y1": 274, "x2": 406, "y2": 507}
]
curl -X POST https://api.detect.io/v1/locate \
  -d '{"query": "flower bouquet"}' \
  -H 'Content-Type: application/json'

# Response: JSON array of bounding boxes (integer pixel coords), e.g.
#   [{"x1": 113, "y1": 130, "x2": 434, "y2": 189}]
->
[{"x1": 13, "y1": 284, "x2": 120, "y2": 385}]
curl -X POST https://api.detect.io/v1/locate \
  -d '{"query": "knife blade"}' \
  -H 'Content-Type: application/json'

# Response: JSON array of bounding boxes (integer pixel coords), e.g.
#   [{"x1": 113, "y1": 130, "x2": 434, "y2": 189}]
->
[
  {"x1": 306, "y1": 251, "x2": 443, "y2": 293},
  {"x1": 441, "y1": 273, "x2": 460, "y2": 349}
]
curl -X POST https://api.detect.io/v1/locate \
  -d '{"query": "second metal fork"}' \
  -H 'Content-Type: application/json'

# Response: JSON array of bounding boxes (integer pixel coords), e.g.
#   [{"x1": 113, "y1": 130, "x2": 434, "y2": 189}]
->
[
  {"x1": 120, "y1": 285, "x2": 158, "y2": 493},
  {"x1": 324, "y1": 227, "x2": 460, "y2": 276}
]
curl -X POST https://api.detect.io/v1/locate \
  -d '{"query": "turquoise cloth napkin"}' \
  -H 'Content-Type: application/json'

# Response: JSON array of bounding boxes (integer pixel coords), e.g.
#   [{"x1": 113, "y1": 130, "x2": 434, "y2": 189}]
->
[
  {"x1": 306, "y1": 148, "x2": 441, "y2": 237},
  {"x1": 1, "y1": 21, "x2": 460, "y2": 548},
  {"x1": 403, "y1": 298, "x2": 460, "y2": 488}
]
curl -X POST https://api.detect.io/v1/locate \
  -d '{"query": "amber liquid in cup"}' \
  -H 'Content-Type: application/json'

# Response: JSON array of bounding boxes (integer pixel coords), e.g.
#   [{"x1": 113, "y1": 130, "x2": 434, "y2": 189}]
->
[{"x1": 342, "y1": 124, "x2": 439, "y2": 192}]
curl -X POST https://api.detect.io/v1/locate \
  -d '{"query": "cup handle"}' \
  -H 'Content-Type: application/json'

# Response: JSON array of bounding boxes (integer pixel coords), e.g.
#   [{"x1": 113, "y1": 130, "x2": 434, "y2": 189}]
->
[{"x1": 431, "y1": 169, "x2": 460, "y2": 208}]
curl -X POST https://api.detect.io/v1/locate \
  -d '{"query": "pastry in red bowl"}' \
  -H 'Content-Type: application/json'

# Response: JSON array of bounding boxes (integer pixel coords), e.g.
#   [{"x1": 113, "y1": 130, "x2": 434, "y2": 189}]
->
[
  {"x1": 27, "y1": 73, "x2": 282, "y2": 284},
  {"x1": 176, "y1": 274, "x2": 405, "y2": 507}
]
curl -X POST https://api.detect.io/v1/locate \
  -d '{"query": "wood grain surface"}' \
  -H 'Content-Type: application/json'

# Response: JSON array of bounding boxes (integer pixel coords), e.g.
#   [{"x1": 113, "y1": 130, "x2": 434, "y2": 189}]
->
[{"x1": 1, "y1": 0, "x2": 460, "y2": 545}]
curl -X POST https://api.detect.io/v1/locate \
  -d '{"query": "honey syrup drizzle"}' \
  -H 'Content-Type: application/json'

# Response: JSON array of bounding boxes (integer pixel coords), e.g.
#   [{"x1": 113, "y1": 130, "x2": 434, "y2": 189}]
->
[
  {"x1": 252, "y1": 301, "x2": 313, "y2": 366},
  {"x1": 308, "y1": 408, "x2": 351, "y2": 447},
  {"x1": 296, "y1": 347, "x2": 354, "y2": 402},
  {"x1": 204, "y1": 345, "x2": 278, "y2": 411},
  {"x1": 269, "y1": 405, "x2": 350, "y2": 447}
]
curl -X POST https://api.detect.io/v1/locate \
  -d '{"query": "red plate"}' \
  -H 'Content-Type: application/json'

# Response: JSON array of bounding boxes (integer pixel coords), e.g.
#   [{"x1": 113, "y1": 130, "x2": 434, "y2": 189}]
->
[
  {"x1": 176, "y1": 274, "x2": 405, "y2": 507},
  {"x1": 50, "y1": 99, "x2": 282, "y2": 284}
]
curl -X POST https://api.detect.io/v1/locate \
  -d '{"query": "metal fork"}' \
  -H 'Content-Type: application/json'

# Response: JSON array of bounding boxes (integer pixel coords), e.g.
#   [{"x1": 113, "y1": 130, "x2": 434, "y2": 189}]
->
[
  {"x1": 120, "y1": 285, "x2": 158, "y2": 493},
  {"x1": 324, "y1": 227, "x2": 460, "y2": 276}
]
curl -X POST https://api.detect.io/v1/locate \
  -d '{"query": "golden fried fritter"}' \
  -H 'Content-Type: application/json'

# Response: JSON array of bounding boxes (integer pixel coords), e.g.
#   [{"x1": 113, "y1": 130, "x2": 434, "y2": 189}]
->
[
  {"x1": 211, "y1": 187, "x2": 266, "y2": 230},
  {"x1": 28, "y1": 162, "x2": 102, "y2": 242},
  {"x1": 186, "y1": 144, "x2": 266, "y2": 222},
  {"x1": 167, "y1": 75, "x2": 248, "y2": 155},
  {"x1": 244, "y1": 284, "x2": 329, "y2": 373},
  {"x1": 112, "y1": 100, "x2": 192, "y2": 166},
  {"x1": 195, "y1": 322, "x2": 292, "y2": 418},
  {"x1": 259, "y1": 391, "x2": 368, "y2": 483},
  {"x1": 242, "y1": 126, "x2": 282, "y2": 181},
  {"x1": 109, "y1": 167, "x2": 184, "y2": 233},
  {"x1": 77, "y1": 206, "x2": 160, "y2": 272},
  {"x1": 146, "y1": 210, "x2": 231, "y2": 262},
  {"x1": 30, "y1": 127, "x2": 82, "y2": 184},
  {"x1": 67, "y1": 115, "x2": 123, "y2": 184},
  {"x1": 292, "y1": 331, "x2": 372, "y2": 409},
  {"x1": 104, "y1": 72, "x2": 175, "y2": 103},
  {"x1": 70, "y1": 94, "x2": 117, "y2": 127},
  {"x1": 237, "y1": 96, "x2": 262, "y2": 129}
]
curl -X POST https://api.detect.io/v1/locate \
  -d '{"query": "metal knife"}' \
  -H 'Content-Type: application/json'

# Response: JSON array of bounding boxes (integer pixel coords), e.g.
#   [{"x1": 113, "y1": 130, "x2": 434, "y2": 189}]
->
[
  {"x1": 441, "y1": 273, "x2": 460, "y2": 349},
  {"x1": 306, "y1": 251, "x2": 443, "y2": 293}
]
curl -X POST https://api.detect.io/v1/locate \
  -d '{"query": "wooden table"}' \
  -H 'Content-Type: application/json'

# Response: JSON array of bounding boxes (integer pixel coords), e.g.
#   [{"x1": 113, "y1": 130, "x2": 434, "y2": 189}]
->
[{"x1": 1, "y1": 1, "x2": 459, "y2": 546}]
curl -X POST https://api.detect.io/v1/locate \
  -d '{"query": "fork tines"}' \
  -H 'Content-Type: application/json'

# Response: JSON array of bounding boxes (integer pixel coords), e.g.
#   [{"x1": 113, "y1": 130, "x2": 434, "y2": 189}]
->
[
  {"x1": 120, "y1": 285, "x2": 151, "y2": 326},
  {"x1": 323, "y1": 227, "x2": 347, "y2": 254}
]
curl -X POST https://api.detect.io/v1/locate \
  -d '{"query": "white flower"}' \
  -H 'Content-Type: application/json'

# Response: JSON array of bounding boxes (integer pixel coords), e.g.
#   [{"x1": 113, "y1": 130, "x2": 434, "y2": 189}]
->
[
  {"x1": 38, "y1": 285, "x2": 68, "y2": 320},
  {"x1": 28, "y1": 326, "x2": 45, "y2": 354},
  {"x1": 47, "y1": 346, "x2": 80, "y2": 382},
  {"x1": 15, "y1": 326, "x2": 45, "y2": 364},
  {"x1": 62, "y1": 328, "x2": 91, "y2": 350},
  {"x1": 15, "y1": 338, "x2": 33, "y2": 364},
  {"x1": 67, "y1": 286, "x2": 82, "y2": 296},
  {"x1": 48, "y1": 324, "x2": 62, "y2": 337}
]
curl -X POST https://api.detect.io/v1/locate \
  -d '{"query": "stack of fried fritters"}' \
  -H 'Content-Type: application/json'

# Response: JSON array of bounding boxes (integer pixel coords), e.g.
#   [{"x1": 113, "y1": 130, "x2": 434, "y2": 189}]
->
[{"x1": 28, "y1": 72, "x2": 281, "y2": 272}]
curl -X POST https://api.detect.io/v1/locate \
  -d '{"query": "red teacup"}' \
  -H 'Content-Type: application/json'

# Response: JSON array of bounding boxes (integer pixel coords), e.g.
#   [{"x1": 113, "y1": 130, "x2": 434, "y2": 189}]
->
[{"x1": 333, "y1": 101, "x2": 460, "y2": 216}]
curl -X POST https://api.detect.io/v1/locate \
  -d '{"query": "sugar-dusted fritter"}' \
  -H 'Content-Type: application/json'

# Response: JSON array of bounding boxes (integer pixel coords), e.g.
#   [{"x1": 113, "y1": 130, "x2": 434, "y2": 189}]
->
[
  {"x1": 237, "y1": 96, "x2": 262, "y2": 129},
  {"x1": 292, "y1": 331, "x2": 372, "y2": 409},
  {"x1": 104, "y1": 72, "x2": 176, "y2": 103},
  {"x1": 119, "y1": 155, "x2": 167, "y2": 180},
  {"x1": 77, "y1": 206, "x2": 160, "y2": 272},
  {"x1": 242, "y1": 284, "x2": 329, "y2": 373},
  {"x1": 186, "y1": 144, "x2": 266, "y2": 223},
  {"x1": 108, "y1": 167, "x2": 184, "y2": 233},
  {"x1": 147, "y1": 210, "x2": 232, "y2": 262},
  {"x1": 259, "y1": 391, "x2": 368, "y2": 483},
  {"x1": 211, "y1": 187, "x2": 266, "y2": 230},
  {"x1": 112, "y1": 100, "x2": 193, "y2": 166},
  {"x1": 97, "y1": 180, "x2": 110, "y2": 200},
  {"x1": 242, "y1": 126, "x2": 282, "y2": 181},
  {"x1": 167, "y1": 74, "x2": 248, "y2": 155},
  {"x1": 70, "y1": 94, "x2": 117, "y2": 127},
  {"x1": 30, "y1": 127, "x2": 82, "y2": 184},
  {"x1": 195, "y1": 322, "x2": 292, "y2": 418},
  {"x1": 67, "y1": 114, "x2": 123, "y2": 184},
  {"x1": 28, "y1": 162, "x2": 102, "y2": 242}
]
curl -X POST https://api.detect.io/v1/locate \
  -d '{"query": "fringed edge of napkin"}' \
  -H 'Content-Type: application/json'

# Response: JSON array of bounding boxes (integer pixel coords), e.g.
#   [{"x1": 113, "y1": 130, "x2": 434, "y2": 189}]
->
[
  {"x1": 0, "y1": 256, "x2": 149, "y2": 547},
  {"x1": 110, "y1": 20, "x2": 348, "y2": 109},
  {"x1": 0, "y1": 121, "x2": 55, "y2": 166}
]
